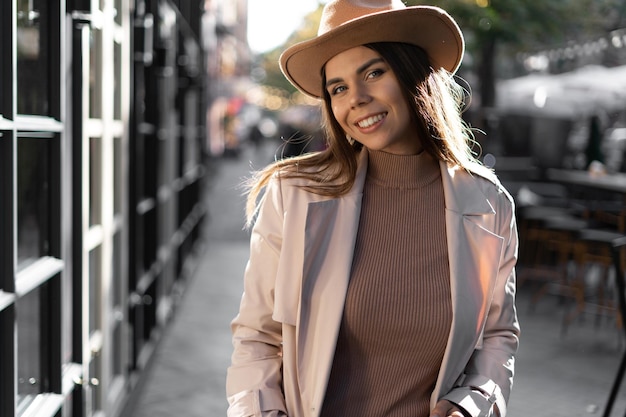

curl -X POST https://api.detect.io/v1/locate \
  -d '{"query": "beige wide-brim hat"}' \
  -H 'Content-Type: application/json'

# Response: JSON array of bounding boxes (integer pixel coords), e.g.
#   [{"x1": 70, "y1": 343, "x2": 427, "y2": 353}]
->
[{"x1": 279, "y1": 0, "x2": 465, "y2": 99}]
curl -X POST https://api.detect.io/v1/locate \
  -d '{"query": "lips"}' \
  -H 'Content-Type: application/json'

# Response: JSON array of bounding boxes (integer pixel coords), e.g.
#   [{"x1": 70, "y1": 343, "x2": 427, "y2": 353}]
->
[{"x1": 356, "y1": 113, "x2": 386, "y2": 129}]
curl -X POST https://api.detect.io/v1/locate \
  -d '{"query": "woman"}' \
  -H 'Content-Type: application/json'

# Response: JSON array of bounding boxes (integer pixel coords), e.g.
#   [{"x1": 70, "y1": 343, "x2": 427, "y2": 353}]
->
[{"x1": 226, "y1": 1, "x2": 520, "y2": 417}]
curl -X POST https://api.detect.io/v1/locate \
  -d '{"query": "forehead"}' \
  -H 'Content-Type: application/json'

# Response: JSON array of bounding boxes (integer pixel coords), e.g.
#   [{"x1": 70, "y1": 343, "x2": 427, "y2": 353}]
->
[{"x1": 324, "y1": 45, "x2": 382, "y2": 77}]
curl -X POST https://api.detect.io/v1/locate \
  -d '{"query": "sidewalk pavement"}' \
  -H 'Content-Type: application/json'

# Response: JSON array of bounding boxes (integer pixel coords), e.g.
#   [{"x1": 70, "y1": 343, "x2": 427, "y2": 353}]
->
[{"x1": 122, "y1": 142, "x2": 626, "y2": 417}]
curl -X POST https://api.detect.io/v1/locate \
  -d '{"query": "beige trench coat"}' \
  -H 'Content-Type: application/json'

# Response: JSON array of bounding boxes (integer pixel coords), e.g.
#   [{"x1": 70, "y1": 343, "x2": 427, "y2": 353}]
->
[{"x1": 226, "y1": 151, "x2": 520, "y2": 417}]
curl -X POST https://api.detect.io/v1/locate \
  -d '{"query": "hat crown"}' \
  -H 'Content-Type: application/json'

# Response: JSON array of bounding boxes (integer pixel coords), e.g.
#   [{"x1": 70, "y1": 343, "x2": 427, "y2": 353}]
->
[
  {"x1": 318, "y1": 0, "x2": 406, "y2": 35},
  {"x1": 281, "y1": 0, "x2": 464, "y2": 98}
]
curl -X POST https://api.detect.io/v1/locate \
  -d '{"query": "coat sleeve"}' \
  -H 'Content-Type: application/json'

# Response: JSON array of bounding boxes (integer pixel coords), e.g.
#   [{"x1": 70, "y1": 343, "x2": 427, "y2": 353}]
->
[
  {"x1": 226, "y1": 176, "x2": 288, "y2": 417},
  {"x1": 442, "y1": 187, "x2": 521, "y2": 417}
]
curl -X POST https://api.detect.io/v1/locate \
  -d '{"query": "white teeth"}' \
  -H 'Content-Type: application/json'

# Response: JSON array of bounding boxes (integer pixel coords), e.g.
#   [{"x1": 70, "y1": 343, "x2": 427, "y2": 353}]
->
[{"x1": 357, "y1": 113, "x2": 385, "y2": 128}]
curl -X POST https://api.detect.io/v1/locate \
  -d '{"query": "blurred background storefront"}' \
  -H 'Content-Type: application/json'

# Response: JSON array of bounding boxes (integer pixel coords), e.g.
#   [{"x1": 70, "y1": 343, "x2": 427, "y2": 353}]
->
[
  {"x1": 1, "y1": 0, "x2": 626, "y2": 417},
  {"x1": 0, "y1": 0, "x2": 251, "y2": 416}
]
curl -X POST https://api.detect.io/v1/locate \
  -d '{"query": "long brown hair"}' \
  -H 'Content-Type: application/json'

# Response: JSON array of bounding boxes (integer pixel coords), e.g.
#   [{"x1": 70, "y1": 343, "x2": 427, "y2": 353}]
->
[{"x1": 244, "y1": 42, "x2": 481, "y2": 227}]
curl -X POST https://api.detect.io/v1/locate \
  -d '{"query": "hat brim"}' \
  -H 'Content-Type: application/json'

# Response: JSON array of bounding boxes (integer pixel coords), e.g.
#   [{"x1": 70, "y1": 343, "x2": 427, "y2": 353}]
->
[{"x1": 279, "y1": 6, "x2": 464, "y2": 99}]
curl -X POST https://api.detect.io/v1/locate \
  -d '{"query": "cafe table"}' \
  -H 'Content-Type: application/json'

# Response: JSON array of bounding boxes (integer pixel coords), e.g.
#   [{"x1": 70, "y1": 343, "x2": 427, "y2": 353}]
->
[
  {"x1": 545, "y1": 168, "x2": 626, "y2": 417},
  {"x1": 545, "y1": 168, "x2": 626, "y2": 232}
]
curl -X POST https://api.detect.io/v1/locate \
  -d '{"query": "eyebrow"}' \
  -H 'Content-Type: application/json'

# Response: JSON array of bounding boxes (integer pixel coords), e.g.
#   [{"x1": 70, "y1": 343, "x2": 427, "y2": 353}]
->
[{"x1": 325, "y1": 57, "x2": 385, "y2": 90}]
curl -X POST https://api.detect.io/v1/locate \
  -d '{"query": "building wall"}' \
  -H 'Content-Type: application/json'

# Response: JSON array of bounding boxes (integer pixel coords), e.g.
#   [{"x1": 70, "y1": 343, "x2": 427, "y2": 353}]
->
[{"x1": 0, "y1": 0, "x2": 231, "y2": 416}]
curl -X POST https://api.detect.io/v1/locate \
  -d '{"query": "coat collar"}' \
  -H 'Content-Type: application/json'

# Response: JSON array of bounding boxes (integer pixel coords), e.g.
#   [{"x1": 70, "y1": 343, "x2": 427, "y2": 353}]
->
[
  {"x1": 440, "y1": 163, "x2": 496, "y2": 216},
  {"x1": 355, "y1": 150, "x2": 496, "y2": 215}
]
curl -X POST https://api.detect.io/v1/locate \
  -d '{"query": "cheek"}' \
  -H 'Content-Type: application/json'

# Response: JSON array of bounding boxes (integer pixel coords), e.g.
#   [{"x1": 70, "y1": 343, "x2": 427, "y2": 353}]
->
[
  {"x1": 332, "y1": 104, "x2": 349, "y2": 128},
  {"x1": 388, "y1": 86, "x2": 406, "y2": 105},
  {"x1": 331, "y1": 103, "x2": 342, "y2": 118},
  {"x1": 390, "y1": 89, "x2": 411, "y2": 120}
]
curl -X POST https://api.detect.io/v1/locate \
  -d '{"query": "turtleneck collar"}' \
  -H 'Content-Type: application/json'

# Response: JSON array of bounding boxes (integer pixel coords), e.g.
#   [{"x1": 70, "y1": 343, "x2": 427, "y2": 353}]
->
[{"x1": 366, "y1": 149, "x2": 440, "y2": 189}]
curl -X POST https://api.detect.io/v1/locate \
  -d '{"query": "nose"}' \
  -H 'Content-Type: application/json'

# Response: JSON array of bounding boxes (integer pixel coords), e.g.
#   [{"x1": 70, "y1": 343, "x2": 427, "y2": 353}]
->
[{"x1": 349, "y1": 85, "x2": 371, "y2": 108}]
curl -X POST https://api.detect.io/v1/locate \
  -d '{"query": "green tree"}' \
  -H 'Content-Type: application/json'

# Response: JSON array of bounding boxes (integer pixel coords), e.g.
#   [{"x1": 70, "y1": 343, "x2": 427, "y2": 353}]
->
[
  {"x1": 407, "y1": 0, "x2": 626, "y2": 112},
  {"x1": 254, "y1": 6, "x2": 323, "y2": 97}
]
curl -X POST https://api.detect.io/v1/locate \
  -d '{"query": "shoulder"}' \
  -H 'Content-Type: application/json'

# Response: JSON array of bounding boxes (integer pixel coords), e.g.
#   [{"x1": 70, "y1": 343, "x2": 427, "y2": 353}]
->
[
  {"x1": 266, "y1": 150, "x2": 362, "y2": 202},
  {"x1": 467, "y1": 162, "x2": 514, "y2": 205},
  {"x1": 444, "y1": 161, "x2": 516, "y2": 211},
  {"x1": 265, "y1": 167, "x2": 331, "y2": 205}
]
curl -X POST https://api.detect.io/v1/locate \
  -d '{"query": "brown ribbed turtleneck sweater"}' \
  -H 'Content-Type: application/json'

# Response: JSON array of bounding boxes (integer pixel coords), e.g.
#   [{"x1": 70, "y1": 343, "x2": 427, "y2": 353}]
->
[{"x1": 320, "y1": 149, "x2": 452, "y2": 417}]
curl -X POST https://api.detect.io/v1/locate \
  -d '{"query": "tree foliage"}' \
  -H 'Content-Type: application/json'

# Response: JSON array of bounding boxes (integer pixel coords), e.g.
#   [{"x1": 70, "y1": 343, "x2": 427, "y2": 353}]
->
[
  {"x1": 254, "y1": 6, "x2": 324, "y2": 97},
  {"x1": 408, "y1": 0, "x2": 624, "y2": 63},
  {"x1": 406, "y1": 0, "x2": 626, "y2": 108}
]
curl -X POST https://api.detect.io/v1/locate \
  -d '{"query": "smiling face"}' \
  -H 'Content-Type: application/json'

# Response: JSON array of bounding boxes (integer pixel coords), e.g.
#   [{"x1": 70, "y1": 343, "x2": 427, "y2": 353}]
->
[{"x1": 324, "y1": 46, "x2": 422, "y2": 155}]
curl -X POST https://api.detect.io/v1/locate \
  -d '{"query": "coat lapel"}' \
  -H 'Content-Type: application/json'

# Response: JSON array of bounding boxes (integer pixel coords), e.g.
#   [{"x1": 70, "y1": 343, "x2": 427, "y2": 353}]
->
[
  {"x1": 296, "y1": 151, "x2": 368, "y2": 416},
  {"x1": 431, "y1": 163, "x2": 505, "y2": 406}
]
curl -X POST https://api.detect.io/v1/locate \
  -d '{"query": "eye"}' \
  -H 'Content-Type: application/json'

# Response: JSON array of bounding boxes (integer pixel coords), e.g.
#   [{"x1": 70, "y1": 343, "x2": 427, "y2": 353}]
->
[
  {"x1": 329, "y1": 84, "x2": 347, "y2": 96},
  {"x1": 366, "y1": 68, "x2": 385, "y2": 79}
]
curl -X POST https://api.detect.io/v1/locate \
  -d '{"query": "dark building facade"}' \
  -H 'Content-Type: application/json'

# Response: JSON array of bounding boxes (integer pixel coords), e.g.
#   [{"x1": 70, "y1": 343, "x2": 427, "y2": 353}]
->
[{"x1": 0, "y1": 0, "x2": 234, "y2": 416}]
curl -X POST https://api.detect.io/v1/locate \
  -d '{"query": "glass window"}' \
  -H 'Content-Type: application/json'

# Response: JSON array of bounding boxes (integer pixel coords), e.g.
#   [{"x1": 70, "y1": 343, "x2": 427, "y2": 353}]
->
[
  {"x1": 144, "y1": 134, "x2": 157, "y2": 198},
  {"x1": 89, "y1": 137, "x2": 102, "y2": 226},
  {"x1": 112, "y1": 233, "x2": 125, "y2": 379},
  {"x1": 89, "y1": 30, "x2": 103, "y2": 119},
  {"x1": 16, "y1": 285, "x2": 44, "y2": 409},
  {"x1": 89, "y1": 354, "x2": 102, "y2": 410},
  {"x1": 89, "y1": 247, "x2": 101, "y2": 333},
  {"x1": 183, "y1": 90, "x2": 199, "y2": 174},
  {"x1": 113, "y1": 321, "x2": 124, "y2": 375},
  {"x1": 114, "y1": 0, "x2": 123, "y2": 25},
  {"x1": 16, "y1": 0, "x2": 50, "y2": 116},
  {"x1": 17, "y1": 138, "x2": 50, "y2": 266},
  {"x1": 114, "y1": 136, "x2": 122, "y2": 215},
  {"x1": 114, "y1": 42, "x2": 122, "y2": 120},
  {"x1": 113, "y1": 232, "x2": 123, "y2": 307}
]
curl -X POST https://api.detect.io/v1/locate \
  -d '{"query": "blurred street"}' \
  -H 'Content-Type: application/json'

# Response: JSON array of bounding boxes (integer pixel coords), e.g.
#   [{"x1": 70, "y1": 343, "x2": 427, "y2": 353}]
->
[{"x1": 123, "y1": 140, "x2": 626, "y2": 417}]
